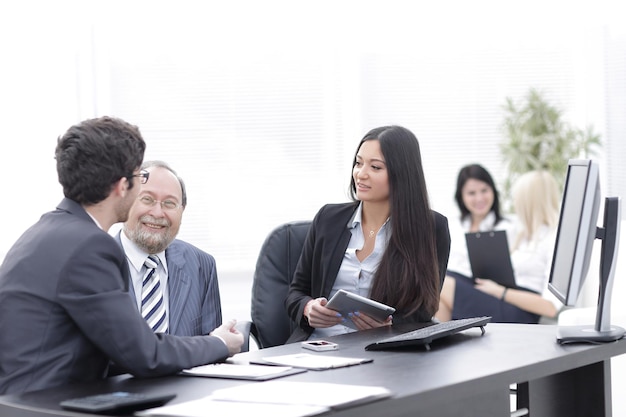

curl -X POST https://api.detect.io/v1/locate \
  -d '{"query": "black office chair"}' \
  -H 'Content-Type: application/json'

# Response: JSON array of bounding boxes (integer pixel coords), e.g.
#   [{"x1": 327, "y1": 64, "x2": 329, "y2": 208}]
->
[{"x1": 237, "y1": 220, "x2": 311, "y2": 351}]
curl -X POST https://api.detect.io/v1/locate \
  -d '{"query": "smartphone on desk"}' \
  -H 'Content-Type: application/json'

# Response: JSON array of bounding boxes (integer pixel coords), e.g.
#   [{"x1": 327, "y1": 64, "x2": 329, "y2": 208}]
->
[
  {"x1": 301, "y1": 340, "x2": 338, "y2": 351},
  {"x1": 59, "y1": 391, "x2": 176, "y2": 413}
]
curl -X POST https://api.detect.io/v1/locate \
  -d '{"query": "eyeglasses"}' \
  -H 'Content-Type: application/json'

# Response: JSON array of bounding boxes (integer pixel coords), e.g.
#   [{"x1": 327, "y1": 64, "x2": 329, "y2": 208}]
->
[
  {"x1": 137, "y1": 195, "x2": 183, "y2": 211},
  {"x1": 132, "y1": 170, "x2": 150, "y2": 184}
]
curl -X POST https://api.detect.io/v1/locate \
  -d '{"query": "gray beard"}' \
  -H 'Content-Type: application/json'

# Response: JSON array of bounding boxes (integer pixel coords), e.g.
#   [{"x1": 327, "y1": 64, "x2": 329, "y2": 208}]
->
[{"x1": 126, "y1": 227, "x2": 173, "y2": 254}]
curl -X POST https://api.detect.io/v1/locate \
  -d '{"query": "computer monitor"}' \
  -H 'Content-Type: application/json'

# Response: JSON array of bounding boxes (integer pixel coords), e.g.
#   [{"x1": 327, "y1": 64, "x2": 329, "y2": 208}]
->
[{"x1": 548, "y1": 159, "x2": 624, "y2": 343}]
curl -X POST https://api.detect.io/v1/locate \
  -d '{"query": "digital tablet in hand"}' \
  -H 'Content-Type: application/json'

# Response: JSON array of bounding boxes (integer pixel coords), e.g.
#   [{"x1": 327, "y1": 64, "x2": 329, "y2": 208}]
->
[{"x1": 326, "y1": 289, "x2": 395, "y2": 328}]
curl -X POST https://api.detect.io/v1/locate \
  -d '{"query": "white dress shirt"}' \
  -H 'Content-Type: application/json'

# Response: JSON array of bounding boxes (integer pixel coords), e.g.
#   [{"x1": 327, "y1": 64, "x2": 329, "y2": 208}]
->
[
  {"x1": 119, "y1": 232, "x2": 170, "y2": 328},
  {"x1": 509, "y1": 224, "x2": 561, "y2": 309}
]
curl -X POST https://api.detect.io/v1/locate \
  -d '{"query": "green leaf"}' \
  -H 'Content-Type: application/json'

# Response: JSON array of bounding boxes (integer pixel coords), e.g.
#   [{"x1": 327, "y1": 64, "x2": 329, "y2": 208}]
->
[{"x1": 499, "y1": 88, "x2": 602, "y2": 210}]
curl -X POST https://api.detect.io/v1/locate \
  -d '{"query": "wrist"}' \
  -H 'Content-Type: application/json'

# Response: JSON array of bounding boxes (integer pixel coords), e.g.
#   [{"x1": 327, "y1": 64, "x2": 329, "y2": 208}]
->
[
  {"x1": 501, "y1": 287, "x2": 508, "y2": 301},
  {"x1": 212, "y1": 333, "x2": 228, "y2": 347},
  {"x1": 304, "y1": 300, "x2": 314, "y2": 321}
]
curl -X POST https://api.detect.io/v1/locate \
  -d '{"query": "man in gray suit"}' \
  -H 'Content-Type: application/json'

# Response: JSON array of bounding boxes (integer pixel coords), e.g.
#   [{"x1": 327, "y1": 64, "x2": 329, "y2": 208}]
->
[
  {"x1": 0, "y1": 117, "x2": 243, "y2": 395},
  {"x1": 119, "y1": 160, "x2": 222, "y2": 336}
]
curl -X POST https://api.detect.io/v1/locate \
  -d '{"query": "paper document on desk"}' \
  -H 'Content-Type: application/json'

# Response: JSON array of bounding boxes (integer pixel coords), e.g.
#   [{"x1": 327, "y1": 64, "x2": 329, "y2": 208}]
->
[
  {"x1": 138, "y1": 381, "x2": 391, "y2": 417},
  {"x1": 137, "y1": 396, "x2": 328, "y2": 417},
  {"x1": 210, "y1": 380, "x2": 392, "y2": 409},
  {"x1": 181, "y1": 363, "x2": 306, "y2": 380},
  {"x1": 252, "y1": 353, "x2": 373, "y2": 370}
]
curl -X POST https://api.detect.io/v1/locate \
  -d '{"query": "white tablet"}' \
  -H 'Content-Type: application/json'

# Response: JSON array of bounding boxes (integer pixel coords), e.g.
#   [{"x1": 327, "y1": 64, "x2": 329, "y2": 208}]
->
[{"x1": 326, "y1": 289, "x2": 395, "y2": 328}]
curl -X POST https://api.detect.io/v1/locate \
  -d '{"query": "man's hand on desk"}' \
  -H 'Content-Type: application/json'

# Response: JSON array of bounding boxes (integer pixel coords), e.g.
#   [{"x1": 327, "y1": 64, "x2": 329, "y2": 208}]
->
[{"x1": 210, "y1": 319, "x2": 244, "y2": 356}]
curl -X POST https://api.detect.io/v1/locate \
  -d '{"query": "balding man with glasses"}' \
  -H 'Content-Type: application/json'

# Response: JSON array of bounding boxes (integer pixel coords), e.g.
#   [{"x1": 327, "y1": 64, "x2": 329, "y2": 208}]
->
[{"x1": 118, "y1": 160, "x2": 223, "y2": 337}]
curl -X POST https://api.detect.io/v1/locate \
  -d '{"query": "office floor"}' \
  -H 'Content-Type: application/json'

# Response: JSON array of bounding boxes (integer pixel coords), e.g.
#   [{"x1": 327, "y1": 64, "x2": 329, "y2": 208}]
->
[{"x1": 218, "y1": 270, "x2": 626, "y2": 415}]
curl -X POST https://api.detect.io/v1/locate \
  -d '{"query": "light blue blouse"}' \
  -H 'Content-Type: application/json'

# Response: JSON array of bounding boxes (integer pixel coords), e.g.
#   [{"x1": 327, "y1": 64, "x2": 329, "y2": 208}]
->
[{"x1": 311, "y1": 202, "x2": 390, "y2": 338}]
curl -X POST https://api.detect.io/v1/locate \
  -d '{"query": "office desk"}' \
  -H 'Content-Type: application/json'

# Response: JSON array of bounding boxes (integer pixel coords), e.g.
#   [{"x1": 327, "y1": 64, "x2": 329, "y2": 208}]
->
[{"x1": 1, "y1": 323, "x2": 625, "y2": 417}]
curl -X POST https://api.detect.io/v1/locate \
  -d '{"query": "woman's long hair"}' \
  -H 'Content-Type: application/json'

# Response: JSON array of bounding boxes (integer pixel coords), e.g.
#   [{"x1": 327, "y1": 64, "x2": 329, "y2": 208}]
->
[
  {"x1": 349, "y1": 126, "x2": 440, "y2": 316},
  {"x1": 511, "y1": 170, "x2": 560, "y2": 251}
]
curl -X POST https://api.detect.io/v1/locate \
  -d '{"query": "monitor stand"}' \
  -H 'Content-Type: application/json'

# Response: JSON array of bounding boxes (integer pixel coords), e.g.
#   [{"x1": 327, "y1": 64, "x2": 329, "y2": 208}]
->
[
  {"x1": 557, "y1": 197, "x2": 625, "y2": 344},
  {"x1": 557, "y1": 325, "x2": 625, "y2": 344}
]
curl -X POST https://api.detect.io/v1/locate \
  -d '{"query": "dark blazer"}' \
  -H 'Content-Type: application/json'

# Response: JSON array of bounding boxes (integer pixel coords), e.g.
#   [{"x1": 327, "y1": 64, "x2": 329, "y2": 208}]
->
[
  {"x1": 116, "y1": 234, "x2": 222, "y2": 336},
  {"x1": 0, "y1": 198, "x2": 229, "y2": 395},
  {"x1": 285, "y1": 202, "x2": 450, "y2": 343}
]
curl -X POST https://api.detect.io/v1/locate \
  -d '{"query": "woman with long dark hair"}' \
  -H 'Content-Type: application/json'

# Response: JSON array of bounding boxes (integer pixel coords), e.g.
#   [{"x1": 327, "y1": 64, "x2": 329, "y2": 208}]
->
[{"x1": 285, "y1": 125, "x2": 450, "y2": 342}]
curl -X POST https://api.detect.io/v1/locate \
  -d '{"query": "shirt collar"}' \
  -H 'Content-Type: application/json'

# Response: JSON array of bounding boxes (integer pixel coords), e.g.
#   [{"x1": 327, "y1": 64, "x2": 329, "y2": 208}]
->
[
  {"x1": 461, "y1": 210, "x2": 497, "y2": 232},
  {"x1": 120, "y1": 231, "x2": 167, "y2": 274},
  {"x1": 347, "y1": 202, "x2": 390, "y2": 231},
  {"x1": 348, "y1": 202, "x2": 364, "y2": 230},
  {"x1": 85, "y1": 212, "x2": 103, "y2": 229}
]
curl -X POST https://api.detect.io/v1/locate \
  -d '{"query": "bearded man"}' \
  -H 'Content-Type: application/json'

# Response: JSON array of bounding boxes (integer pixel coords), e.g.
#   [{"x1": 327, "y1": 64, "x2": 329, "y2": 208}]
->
[{"x1": 119, "y1": 160, "x2": 223, "y2": 336}]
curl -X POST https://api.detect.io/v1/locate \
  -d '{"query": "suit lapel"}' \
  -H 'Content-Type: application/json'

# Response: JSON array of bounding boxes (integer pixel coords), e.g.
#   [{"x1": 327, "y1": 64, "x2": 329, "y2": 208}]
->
[
  {"x1": 114, "y1": 232, "x2": 134, "y2": 295},
  {"x1": 323, "y1": 217, "x2": 353, "y2": 296},
  {"x1": 165, "y1": 243, "x2": 191, "y2": 335}
]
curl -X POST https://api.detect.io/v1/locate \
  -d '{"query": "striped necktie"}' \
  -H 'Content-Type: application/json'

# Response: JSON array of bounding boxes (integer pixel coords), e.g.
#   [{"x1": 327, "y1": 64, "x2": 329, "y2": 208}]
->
[{"x1": 141, "y1": 255, "x2": 168, "y2": 333}]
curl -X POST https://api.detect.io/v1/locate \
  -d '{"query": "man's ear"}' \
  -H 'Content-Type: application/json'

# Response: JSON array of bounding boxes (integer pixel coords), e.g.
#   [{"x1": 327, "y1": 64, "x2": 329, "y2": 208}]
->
[{"x1": 114, "y1": 177, "x2": 129, "y2": 198}]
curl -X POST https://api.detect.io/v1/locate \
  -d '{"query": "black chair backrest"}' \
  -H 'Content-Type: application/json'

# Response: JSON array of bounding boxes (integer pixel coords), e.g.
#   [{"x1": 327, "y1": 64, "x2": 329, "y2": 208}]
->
[{"x1": 250, "y1": 220, "x2": 311, "y2": 348}]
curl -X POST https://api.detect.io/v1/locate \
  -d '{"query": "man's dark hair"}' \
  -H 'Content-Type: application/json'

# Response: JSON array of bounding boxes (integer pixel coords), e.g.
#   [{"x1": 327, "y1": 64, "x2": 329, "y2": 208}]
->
[{"x1": 55, "y1": 116, "x2": 146, "y2": 205}]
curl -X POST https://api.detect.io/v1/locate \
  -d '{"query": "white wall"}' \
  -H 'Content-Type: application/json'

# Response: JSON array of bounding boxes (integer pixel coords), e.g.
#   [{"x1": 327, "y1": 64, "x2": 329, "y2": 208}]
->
[{"x1": 1, "y1": 1, "x2": 625, "y2": 282}]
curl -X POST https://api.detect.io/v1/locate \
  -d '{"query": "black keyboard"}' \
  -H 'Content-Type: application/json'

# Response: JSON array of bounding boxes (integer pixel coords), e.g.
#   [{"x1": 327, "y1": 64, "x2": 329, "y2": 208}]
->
[{"x1": 365, "y1": 316, "x2": 491, "y2": 351}]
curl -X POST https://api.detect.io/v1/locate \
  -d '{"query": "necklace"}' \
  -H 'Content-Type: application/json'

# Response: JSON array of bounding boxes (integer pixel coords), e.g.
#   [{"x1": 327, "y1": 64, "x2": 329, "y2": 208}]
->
[
  {"x1": 368, "y1": 225, "x2": 383, "y2": 239},
  {"x1": 366, "y1": 221, "x2": 387, "y2": 239},
  {"x1": 364, "y1": 217, "x2": 389, "y2": 239}
]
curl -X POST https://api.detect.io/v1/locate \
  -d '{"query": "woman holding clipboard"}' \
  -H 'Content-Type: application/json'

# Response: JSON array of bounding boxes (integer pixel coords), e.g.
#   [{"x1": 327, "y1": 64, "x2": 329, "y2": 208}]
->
[
  {"x1": 444, "y1": 164, "x2": 513, "y2": 280},
  {"x1": 436, "y1": 167, "x2": 562, "y2": 324}
]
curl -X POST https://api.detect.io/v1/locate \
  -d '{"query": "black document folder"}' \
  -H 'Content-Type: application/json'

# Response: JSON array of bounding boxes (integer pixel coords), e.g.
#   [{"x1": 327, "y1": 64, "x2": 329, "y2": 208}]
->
[{"x1": 465, "y1": 230, "x2": 517, "y2": 288}]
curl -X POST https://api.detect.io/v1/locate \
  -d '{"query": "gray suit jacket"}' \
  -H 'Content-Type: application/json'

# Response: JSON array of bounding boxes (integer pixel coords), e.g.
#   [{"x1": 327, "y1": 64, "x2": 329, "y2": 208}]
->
[
  {"x1": 0, "y1": 198, "x2": 229, "y2": 395},
  {"x1": 116, "y1": 233, "x2": 222, "y2": 336}
]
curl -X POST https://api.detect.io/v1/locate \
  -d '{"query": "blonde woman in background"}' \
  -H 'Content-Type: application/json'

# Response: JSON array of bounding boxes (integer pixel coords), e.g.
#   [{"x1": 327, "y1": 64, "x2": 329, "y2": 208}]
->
[{"x1": 436, "y1": 170, "x2": 562, "y2": 323}]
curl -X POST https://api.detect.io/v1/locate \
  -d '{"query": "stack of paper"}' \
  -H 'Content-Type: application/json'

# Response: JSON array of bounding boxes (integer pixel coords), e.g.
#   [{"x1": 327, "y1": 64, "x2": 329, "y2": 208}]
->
[
  {"x1": 210, "y1": 380, "x2": 391, "y2": 408},
  {"x1": 181, "y1": 363, "x2": 306, "y2": 380},
  {"x1": 138, "y1": 397, "x2": 327, "y2": 417},
  {"x1": 139, "y1": 380, "x2": 392, "y2": 417},
  {"x1": 251, "y1": 353, "x2": 373, "y2": 370}
]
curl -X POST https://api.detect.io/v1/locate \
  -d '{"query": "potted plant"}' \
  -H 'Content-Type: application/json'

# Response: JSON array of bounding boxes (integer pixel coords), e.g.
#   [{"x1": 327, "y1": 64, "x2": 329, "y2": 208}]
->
[{"x1": 499, "y1": 88, "x2": 602, "y2": 209}]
